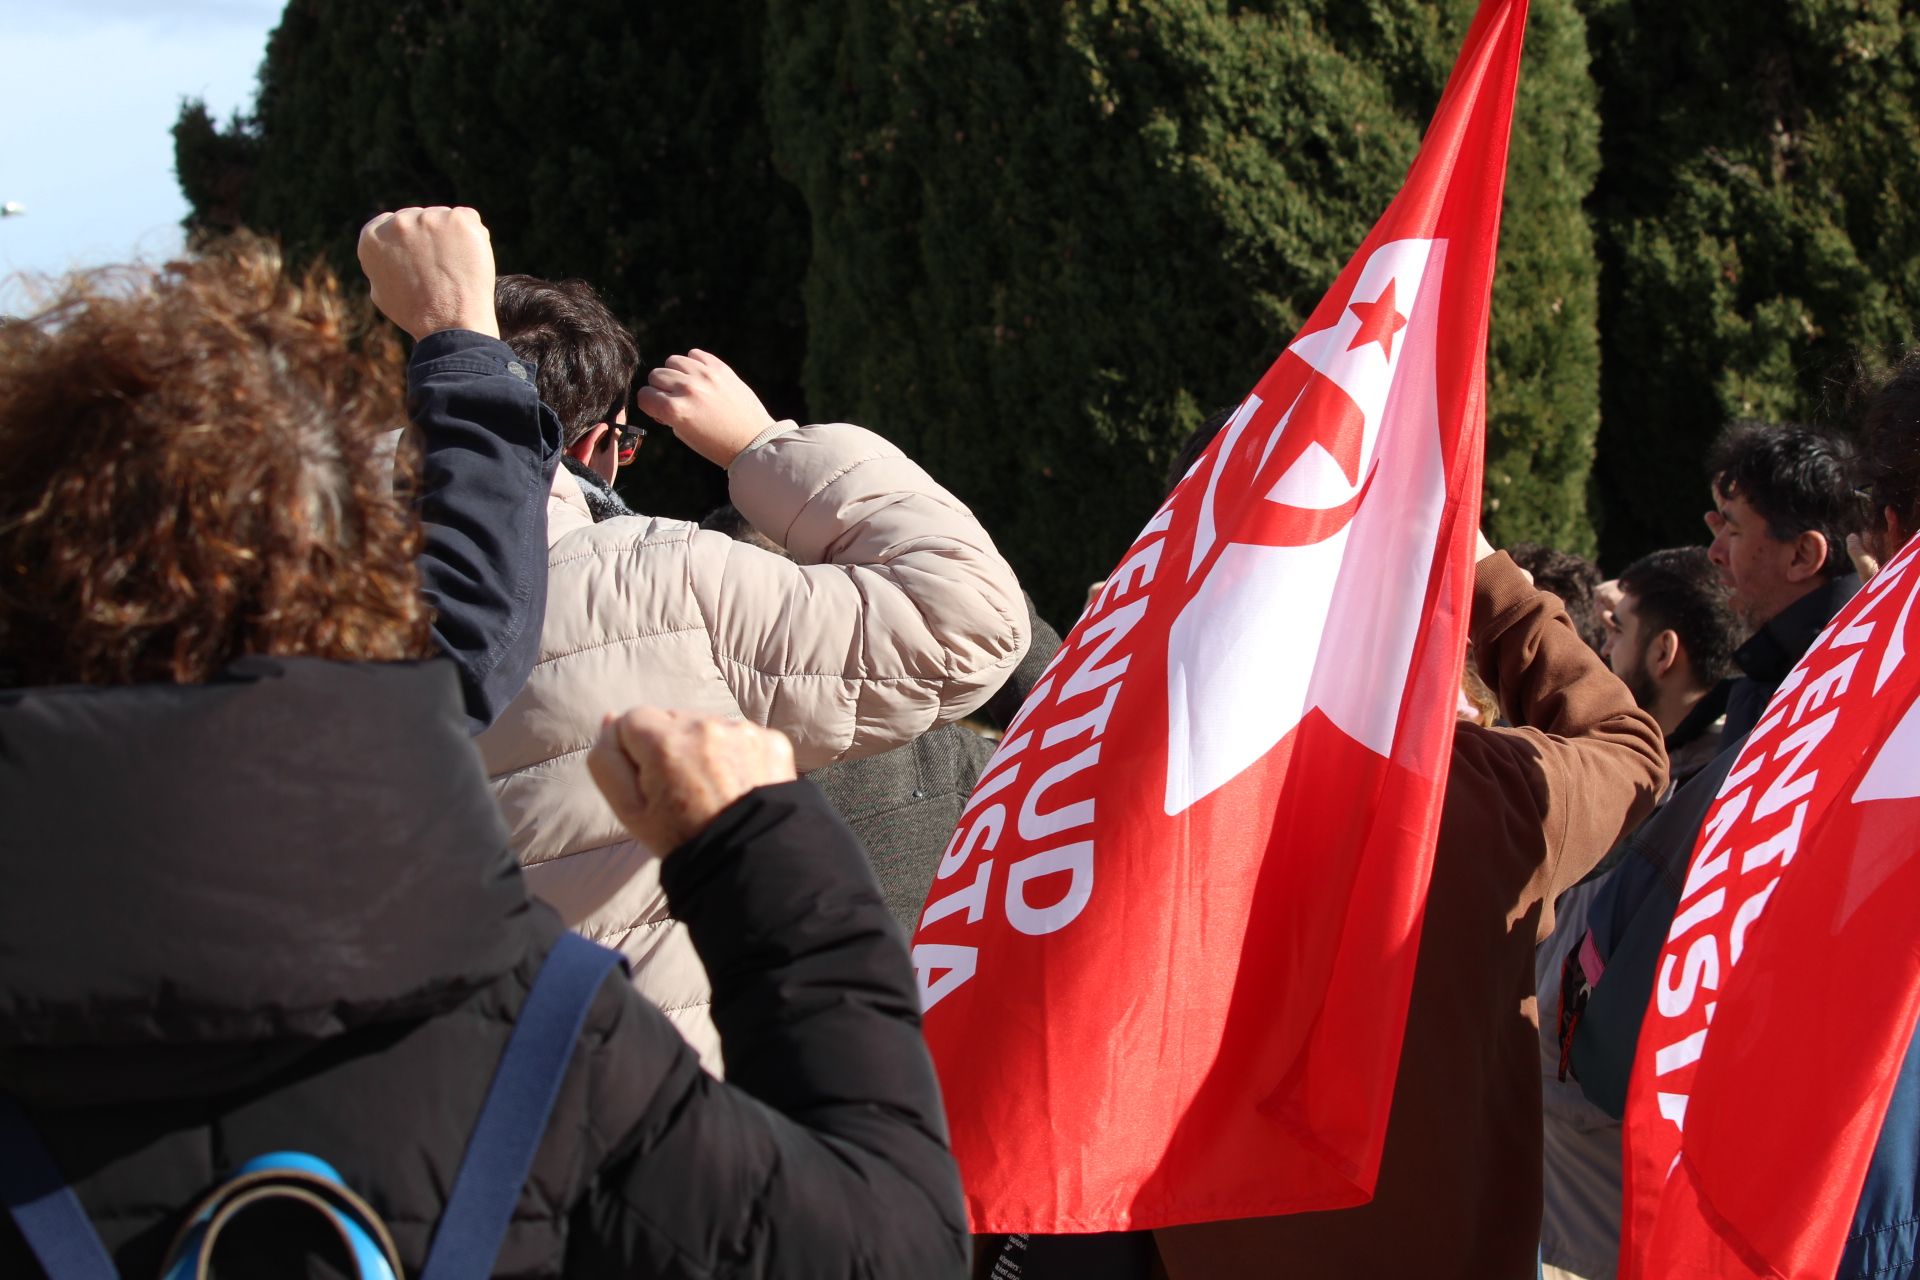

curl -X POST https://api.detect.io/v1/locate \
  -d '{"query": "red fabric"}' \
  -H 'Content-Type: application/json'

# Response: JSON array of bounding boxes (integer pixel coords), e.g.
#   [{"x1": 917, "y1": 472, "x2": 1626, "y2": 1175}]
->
[
  {"x1": 1621, "y1": 532, "x2": 1920, "y2": 1279},
  {"x1": 910, "y1": 0, "x2": 1531, "y2": 1234}
]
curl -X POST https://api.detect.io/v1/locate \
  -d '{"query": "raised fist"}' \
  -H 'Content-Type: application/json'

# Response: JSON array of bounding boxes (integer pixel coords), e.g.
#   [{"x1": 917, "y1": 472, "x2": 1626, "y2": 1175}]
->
[
  {"x1": 587, "y1": 707, "x2": 798, "y2": 857},
  {"x1": 357, "y1": 206, "x2": 498, "y2": 342},
  {"x1": 635, "y1": 349, "x2": 777, "y2": 468}
]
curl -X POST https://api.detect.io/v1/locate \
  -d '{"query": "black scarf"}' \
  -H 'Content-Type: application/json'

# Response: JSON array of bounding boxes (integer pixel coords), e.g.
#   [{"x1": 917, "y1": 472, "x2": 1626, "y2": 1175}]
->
[{"x1": 562, "y1": 455, "x2": 636, "y2": 522}]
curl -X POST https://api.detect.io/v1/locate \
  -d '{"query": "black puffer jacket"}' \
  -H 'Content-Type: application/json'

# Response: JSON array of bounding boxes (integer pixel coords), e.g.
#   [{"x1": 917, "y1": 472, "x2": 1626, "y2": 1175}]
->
[{"x1": 0, "y1": 658, "x2": 968, "y2": 1277}]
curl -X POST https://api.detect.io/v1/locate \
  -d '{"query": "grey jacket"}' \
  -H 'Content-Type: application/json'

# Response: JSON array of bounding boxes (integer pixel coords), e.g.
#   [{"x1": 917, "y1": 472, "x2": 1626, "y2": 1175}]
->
[{"x1": 810, "y1": 597, "x2": 1063, "y2": 930}]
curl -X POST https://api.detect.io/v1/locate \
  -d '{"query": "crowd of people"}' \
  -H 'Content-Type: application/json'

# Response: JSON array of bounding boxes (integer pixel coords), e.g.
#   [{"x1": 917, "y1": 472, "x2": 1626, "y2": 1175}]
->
[{"x1": 0, "y1": 205, "x2": 1914, "y2": 1279}]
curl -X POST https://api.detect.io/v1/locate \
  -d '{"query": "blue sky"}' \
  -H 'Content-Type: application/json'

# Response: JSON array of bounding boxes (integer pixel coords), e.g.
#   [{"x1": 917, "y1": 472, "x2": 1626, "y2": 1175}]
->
[{"x1": 0, "y1": 0, "x2": 283, "y2": 314}]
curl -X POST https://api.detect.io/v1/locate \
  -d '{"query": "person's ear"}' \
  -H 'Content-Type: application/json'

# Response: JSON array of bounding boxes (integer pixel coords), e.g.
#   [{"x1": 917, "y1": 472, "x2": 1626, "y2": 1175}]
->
[
  {"x1": 1786, "y1": 528, "x2": 1829, "y2": 583},
  {"x1": 1649, "y1": 629, "x2": 1681, "y2": 681},
  {"x1": 566, "y1": 423, "x2": 609, "y2": 466},
  {"x1": 1881, "y1": 506, "x2": 1904, "y2": 560}
]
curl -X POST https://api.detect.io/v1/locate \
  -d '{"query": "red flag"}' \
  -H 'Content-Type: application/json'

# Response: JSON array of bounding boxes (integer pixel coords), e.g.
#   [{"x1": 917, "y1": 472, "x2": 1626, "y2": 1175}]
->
[
  {"x1": 1621, "y1": 532, "x2": 1920, "y2": 1280},
  {"x1": 910, "y1": 0, "x2": 1529, "y2": 1232}
]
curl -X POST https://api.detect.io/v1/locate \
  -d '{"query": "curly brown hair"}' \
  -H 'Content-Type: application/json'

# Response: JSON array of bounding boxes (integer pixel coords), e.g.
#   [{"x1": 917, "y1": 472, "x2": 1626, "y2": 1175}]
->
[{"x1": 0, "y1": 236, "x2": 432, "y2": 687}]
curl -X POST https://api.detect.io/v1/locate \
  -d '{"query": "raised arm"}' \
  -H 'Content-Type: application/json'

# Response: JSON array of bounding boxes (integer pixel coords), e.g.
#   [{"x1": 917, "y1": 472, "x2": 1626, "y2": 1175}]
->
[
  {"x1": 359, "y1": 207, "x2": 562, "y2": 733},
  {"x1": 1451, "y1": 548, "x2": 1668, "y2": 940},
  {"x1": 639, "y1": 349, "x2": 1030, "y2": 770},
  {"x1": 574, "y1": 710, "x2": 968, "y2": 1278}
]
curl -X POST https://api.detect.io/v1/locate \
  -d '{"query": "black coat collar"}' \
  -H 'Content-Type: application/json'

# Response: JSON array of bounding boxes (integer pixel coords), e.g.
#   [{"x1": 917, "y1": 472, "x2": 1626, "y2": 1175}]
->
[
  {"x1": 1723, "y1": 573, "x2": 1861, "y2": 741},
  {"x1": 1667, "y1": 679, "x2": 1729, "y2": 756},
  {"x1": 1733, "y1": 573, "x2": 1862, "y2": 688},
  {"x1": 0, "y1": 658, "x2": 536, "y2": 1102}
]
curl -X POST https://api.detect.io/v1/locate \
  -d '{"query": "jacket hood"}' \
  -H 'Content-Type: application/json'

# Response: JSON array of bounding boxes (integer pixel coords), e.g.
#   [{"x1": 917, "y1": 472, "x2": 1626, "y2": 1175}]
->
[{"x1": 0, "y1": 657, "x2": 536, "y2": 1105}]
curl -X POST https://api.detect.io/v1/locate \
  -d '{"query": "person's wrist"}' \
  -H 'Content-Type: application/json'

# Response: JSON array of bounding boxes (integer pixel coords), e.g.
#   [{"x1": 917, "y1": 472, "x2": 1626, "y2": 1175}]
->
[
  {"x1": 415, "y1": 307, "x2": 498, "y2": 341},
  {"x1": 721, "y1": 429, "x2": 769, "y2": 467},
  {"x1": 716, "y1": 415, "x2": 779, "y2": 468},
  {"x1": 454, "y1": 308, "x2": 500, "y2": 339},
  {"x1": 690, "y1": 427, "x2": 766, "y2": 468}
]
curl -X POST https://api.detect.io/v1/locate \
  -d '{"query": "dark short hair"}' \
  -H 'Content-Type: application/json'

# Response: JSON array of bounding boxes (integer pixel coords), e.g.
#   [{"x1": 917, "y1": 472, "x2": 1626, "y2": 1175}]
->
[
  {"x1": 494, "y1": 274, "x2": 639, "y2": 448},
  {"x1": 1860, "y1": 350, "x2": 1920, "y2": 543},
  {"x1": 1507, "y1": 542, "x2": 1605, "y2": 653},
  {"x1": 1706, "y1": 422, "x2": 1862, "y2": 578},
  {"x1": 1617, "y1": 546, "x2": 1739, "y2": 688},
  {"x1": 1162, "y1": 403, "x2": 1241, "y2": 500}
]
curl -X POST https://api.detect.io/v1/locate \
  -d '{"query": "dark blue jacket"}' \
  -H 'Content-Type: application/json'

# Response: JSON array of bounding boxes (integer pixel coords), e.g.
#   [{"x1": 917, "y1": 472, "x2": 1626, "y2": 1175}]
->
[
  {"x1": 1841, "y1": 1033, "x2": 1920, "y2": 1279},
  {"x1": 409, "y1": 330, "x2": 562, "y2": 734}
]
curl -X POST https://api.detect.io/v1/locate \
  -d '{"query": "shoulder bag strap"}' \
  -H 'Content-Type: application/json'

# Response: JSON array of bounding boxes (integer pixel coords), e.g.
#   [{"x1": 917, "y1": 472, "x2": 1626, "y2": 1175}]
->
[
  {"x1": 418, "y1": 932, "x2": 622, "y2": 1280},
  {"x1": 0, "y1": 1094, "x2": 118, "y2": 1280}
]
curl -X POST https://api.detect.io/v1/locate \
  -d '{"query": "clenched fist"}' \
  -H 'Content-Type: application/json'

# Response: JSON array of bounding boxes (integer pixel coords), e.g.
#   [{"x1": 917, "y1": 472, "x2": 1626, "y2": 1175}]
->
[
  {"x1": 635, "y1": 349, "x2": 777, "y2": 468},
  {"x1": 587, "y1": 708, "x2": 798, "y2": 857},
  {"x1": 357, "y1": 206, "x2": 498, "y2": 342}
]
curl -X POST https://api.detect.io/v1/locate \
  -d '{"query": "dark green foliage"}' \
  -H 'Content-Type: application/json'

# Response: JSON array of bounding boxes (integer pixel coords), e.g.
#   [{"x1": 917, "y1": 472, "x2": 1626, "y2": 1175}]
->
[
  {"x1": 1584, "y1": 0, "x2": 1920, "y2": 567},
  {"x1": 172, "y1": 102, "x2": 261, "y2": 237},
  {"x1": 765, "y1": 0, "x2": 1602, "y2": 615},
  {"x1": 184, "y1": 0, "x2": 1608, "y2": 615},
  {"x1": 1486, "y1": 0, "x2": 1603, "y2": 557},
  {"x1": 174, "y1": 0, "x2": 810, "y2": 523}
]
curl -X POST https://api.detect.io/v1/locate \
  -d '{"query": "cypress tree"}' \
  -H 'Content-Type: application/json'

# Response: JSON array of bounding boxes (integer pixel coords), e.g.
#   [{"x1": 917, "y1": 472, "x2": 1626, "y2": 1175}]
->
[
  {"x1": 765, "y1": 0, "x2": 1603, "y2": 618},
  {"x1": 1585, "y1": 0, "x2": 1920, "y2": 566},
  {"x1": 174, "y1": 0, "x2": 809, "y2": 523},
  {"x1": 1487, "y1": 0, "x2": 1603, "y2": 557},
  {"x1": 182, "y1": 0, "x2": 1606, "y2": 615}
]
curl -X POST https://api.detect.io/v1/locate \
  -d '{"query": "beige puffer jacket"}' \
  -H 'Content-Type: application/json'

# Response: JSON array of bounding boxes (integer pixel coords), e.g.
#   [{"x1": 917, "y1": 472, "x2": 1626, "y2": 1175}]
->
[{"x1": 475, "y1": 421, "x2": 1028, "y2": 1072}]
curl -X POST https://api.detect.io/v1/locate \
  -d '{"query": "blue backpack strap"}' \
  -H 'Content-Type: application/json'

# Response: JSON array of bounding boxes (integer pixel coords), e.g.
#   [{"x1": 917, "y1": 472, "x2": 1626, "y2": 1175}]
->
[
  {"x1": 0, "y1": 1095, "x2": 118, "y2": 1280},
  {"x1": 419, "y1": 932, "x2": 621, "y2": 1280}
]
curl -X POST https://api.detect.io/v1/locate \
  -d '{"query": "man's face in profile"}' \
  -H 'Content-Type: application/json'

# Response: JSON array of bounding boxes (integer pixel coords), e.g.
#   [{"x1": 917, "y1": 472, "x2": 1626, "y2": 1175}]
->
[
  {"x1": 1705, "y1": 486, "x2": 1798, "y2": 629},
  {"x1": 1605, "y1": 589, "x2": 1660, "y2": 712}
]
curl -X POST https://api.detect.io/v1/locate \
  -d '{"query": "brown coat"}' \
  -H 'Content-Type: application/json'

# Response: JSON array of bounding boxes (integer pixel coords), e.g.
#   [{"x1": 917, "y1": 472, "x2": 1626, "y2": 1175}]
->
[{"x1": 1155, "y1": 552, "x2": 1666, "y2": 1280}]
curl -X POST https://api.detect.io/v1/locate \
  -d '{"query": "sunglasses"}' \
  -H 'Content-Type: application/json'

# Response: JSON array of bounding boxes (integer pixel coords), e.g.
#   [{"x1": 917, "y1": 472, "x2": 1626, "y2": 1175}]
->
[{"x1": 605, "y1": 419, "x2": 646, "y2": 466}]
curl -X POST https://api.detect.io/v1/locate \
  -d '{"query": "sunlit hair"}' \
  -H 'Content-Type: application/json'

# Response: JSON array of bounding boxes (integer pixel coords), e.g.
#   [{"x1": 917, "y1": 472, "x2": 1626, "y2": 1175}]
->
[
  {"x1": 1460, "y1": 656, "x2": 1500, "y2": 727},
  {"x1": 494, "y1": 274, "x2": 639, "y2": 448},
  {"x1": 0, "y1": 235, "x2": 432, "y2": 687}
]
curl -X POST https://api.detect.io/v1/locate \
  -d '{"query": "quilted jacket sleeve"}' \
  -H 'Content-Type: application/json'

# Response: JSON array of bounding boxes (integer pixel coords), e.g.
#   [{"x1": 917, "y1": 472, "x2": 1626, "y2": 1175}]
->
[
  {"x1": 570, "y1": 781, "x2": 969, "y2": 1279},
  {"x1": 693, "y1": 422, "x2": 1028, "y2": 771}
]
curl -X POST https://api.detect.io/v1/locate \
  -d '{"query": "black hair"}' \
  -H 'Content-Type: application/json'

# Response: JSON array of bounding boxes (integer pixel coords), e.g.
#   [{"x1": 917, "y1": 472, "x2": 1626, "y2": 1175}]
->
[
  {"x1": 1706, "y1": 421, "x2": 1863, "y2": 578},
  {"x1": 1506, "y1": 542, "x2": 1605, "y2": 653},
  {"x1": 1162, "y1": 403, "x2": 1242, "y2": 500},
  {"x1": 1617, "y1": 546, "x2": 1739, "y2": 688},
  {"x1": 1859, "y1": 350, "x2": 1920, "y2": 545},
  {"x1": 494, "y1": 275, "x2": 640, "y2": 448}
]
